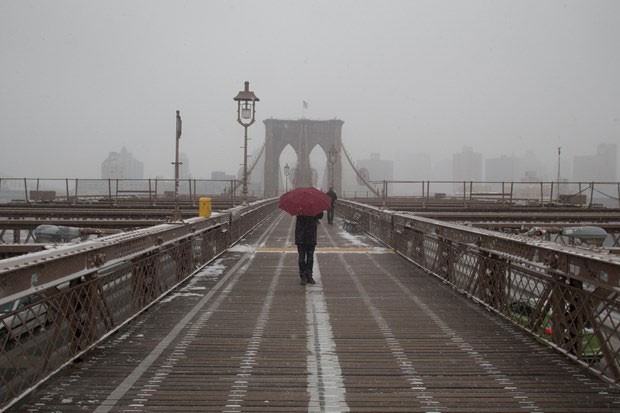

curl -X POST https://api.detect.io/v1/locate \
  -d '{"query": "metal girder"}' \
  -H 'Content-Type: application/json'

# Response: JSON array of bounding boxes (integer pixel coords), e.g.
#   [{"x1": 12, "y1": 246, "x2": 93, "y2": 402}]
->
[
  {"x1": 0, "y1": 200, "x2": 277, "y2": 302},
  {"x1": 389, "y1": 213, "x2": 620, "y2": 291},
  {"x1": 338, "y1": 199, "x2": 620, "y2": 384}
]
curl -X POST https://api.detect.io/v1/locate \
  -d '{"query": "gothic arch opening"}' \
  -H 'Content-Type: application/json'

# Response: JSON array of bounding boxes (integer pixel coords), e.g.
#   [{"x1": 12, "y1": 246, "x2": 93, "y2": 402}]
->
[
  {"x1": 309, "y1": 144, "x2": 327, "y2": 189},
  {"x1": 263, "y1": 119, "x2": 344, "y2": 197},
  {"x1": 278, "y1": 144, "x2": 297, "y2": 193}
]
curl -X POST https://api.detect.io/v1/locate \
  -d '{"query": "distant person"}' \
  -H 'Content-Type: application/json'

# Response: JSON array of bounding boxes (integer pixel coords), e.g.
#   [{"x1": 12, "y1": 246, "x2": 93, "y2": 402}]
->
[
  {"x1": 326, "y1": 187, "x2": 337, "y2": 225},
  {"x1": 295, "y1": 212, "x2": 323, "y2": 285}
]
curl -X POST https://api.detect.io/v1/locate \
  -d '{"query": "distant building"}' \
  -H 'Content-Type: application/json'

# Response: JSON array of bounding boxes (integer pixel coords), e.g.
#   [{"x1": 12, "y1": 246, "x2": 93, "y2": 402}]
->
[
  {"x1": 573, "y1": 143, "x2": 617, "y2": 181},
  {"x1": 202, "y1": 170, "x2": 235, "y2": 195},
  {"x1": 341, "y1": 153, "x2": 393, "y2": 196},
  {"x1": 179, "y1": 153, "x2": 192, "y2": 179},
  {"x1": 356, "y1": 153, "x2": 394, "y2": 182},
  {"x1": 452, "y1": 146, "x2": 482, "y2": 181},
  {"x1": 211, "y1": 171, "x2": 235, "y2": 181},
  {"x1": 521, "y1": 170, "x2": 540, "y2": 182},
  {"x1": 101, "y1": 147, "x2": 144, "y2": 179},
  {"x1": 520, "y1": 150, "x2": 547, "y2": 181},
  {"x1": 485, "y1": 155, "x2": 520, "y2": 182},
  {"x1": 433, "y1": 158, "x2": 452, "y2": 181},
  {"x1": 394, "y1": 153, "x2": 432, "y2": 180}
]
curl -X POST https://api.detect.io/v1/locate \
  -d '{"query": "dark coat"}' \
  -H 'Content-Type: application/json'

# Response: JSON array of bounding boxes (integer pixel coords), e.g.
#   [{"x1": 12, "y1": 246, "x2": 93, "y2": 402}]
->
[
  {"x1": 295, "y1": 212, "x2": 323, "y2": 245},
  {"x1": 326, "y1": 189, "x2": 337, "y2": 207}
]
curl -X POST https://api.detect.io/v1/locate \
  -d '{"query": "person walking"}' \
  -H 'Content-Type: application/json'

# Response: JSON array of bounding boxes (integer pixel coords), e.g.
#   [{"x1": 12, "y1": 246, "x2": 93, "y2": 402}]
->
[
  {"x1": 326, "y1": 187, "x2": 337, "y2": 224},
  {"x1": 295, "y1": 212, "x2": 323, "y2": 285}
]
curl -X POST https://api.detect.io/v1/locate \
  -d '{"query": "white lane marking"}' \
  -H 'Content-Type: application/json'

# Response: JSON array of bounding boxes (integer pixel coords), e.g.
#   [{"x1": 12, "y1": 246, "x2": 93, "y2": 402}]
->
[
  {"x1": 306, "y1": 259, "x2": 349, "y2": 413},
  {"x1": 96, "y1": 212, "x2": 285, "y2": 412},
  {"x1": 223, "y1": 218, "x2": 294, "y2": 412},
  {"x1": 366, "y1": 254, "x2": 544, "y2": 413},
  {"x1": 338, "y1": 256, "x2": 442, "y2": 413},
  {"x1": 445, "y1": 284, "x2": 614, "y2": 404},
  {"x1": 97, "y1": 256, "x2": 253, "y2": 413}
]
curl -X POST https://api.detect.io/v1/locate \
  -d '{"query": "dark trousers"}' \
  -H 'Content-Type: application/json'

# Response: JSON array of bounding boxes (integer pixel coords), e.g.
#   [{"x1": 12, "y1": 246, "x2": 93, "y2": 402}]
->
[
  {"x1": 327, "y1": 208, "x2": 334, "y2": 224},
  {"x1": 297, "y1": 244, "x2": 316, "y2": 278}
]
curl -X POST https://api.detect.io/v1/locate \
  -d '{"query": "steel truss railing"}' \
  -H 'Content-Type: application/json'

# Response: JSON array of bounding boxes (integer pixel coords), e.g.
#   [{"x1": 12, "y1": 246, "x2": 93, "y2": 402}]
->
[
  {"x1": 344, "y1": 179, "x2": 620, "y2": 208},
  {"x1": 0, "y1": 177, "x2": 244, "y2": 206},
  {"x1": 338, "y1": 200, "x2": 620, "y2": 385},
  {"x1": 0, "y1": 199, "x2": 278, "y2": 410}
]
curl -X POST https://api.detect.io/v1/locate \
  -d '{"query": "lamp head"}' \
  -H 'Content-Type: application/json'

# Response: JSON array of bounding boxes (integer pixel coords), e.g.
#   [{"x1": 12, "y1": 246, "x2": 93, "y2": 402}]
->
[{"x1": 233, "y1": 81, "x2": 260, "y2": 103}]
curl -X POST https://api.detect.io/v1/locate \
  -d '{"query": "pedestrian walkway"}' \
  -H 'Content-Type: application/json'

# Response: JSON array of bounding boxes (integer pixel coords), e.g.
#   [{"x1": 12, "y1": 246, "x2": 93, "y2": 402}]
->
[{"x1": 13, "y1": 212, "x2": 620, "y2": 412}]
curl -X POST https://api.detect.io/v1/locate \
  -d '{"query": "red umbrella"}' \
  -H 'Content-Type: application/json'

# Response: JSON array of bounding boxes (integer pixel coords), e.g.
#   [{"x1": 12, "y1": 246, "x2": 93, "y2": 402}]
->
[{"x1": 279, "y1": 187, "x2": 332, "y2": 216}]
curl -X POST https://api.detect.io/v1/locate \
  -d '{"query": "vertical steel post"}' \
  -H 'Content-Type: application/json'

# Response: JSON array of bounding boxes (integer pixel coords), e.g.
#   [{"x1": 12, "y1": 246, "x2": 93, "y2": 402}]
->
[
  {"x1": 108, "y1": 179, "x2": 112, "y2": 205},
  {"x1": 589, "y1": 182, "x2": 594, "y2": 208},
  {"x1": 383, "y1": 180, "x2": 387, "y2": 209},
  {"x1": 188, "y1": 179, "x2": 193, "y2": 206},
  {"x1": 540, "y1": 182, "x2": 543, "y2": 207},
  {"x1": 24, "y1": 178, "x2": 29, "y2": 204},
  {"x1": 501, "y1": 181, "x2": 505, "y2": 203},
  {"x1": 65, "y1": 178, "x2": 69, "y2": 205},
  {"x1": 242, "y1": 125, "x2": 249, "y2": 203},
  {"x1": 557, "y1": 146, "x2": 561, "y2": 201},
  {"x1": 550, "y1": 181, "x2": 554, "y2": 204},
  {"x1": 193, "y1": 179, "x2": 196, "y2": 206},
  {"x1": 172, "y1": 110, "x2": 182, "y2": 221},
  {"x1": 230, "y1": 180, "x2": 235, "y2": 206}
]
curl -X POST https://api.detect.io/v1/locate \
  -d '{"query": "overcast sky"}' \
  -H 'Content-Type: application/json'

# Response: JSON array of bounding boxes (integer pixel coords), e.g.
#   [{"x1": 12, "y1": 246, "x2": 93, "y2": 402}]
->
[{"x1": 1, "y1": 0, "x2": 619, "y2": 179}]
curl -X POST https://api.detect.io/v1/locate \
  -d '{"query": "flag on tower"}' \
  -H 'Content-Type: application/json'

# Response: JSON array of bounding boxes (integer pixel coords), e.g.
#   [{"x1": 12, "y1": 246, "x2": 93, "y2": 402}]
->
[{"x1": 303, "y1": 100, "x2": 308, "y2": 110}]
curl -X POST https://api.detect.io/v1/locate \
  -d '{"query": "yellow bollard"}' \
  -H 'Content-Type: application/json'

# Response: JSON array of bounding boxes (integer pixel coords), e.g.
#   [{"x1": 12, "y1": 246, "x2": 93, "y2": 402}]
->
[{"x1": 199, "y1": 197, "x2": 212, "y2": 218}]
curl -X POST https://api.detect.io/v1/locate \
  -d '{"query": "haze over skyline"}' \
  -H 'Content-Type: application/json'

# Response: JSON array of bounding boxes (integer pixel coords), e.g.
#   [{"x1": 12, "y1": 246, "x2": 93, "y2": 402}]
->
[{"x1": 1, "y1": 1, "x2": 619, "y2": 180}]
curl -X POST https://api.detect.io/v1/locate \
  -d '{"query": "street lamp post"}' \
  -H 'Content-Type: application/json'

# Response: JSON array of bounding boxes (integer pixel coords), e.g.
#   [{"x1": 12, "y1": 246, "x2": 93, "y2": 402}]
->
[
  {"x1": 283, "y1": 163, "x2": 290, "y2": 192},
  {"x1": 171, "y1": 110, "x2": 183, "y2": 221},
  {"x1": 233, "y1": 81, "x2": 260, "y2": 205},
  {"x1": 557, "y1": 146, "x2": 561, "y2": 202},
  {"x1": 327, "y1": 144, "x2": 338, "y2": 189}
]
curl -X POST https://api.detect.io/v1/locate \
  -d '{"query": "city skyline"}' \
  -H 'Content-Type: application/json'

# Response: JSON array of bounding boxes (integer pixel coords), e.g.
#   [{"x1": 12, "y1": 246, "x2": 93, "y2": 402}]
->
[
  {"x1": 86, "y1": 139, "x2": 617, "y2": 184},
  {"x1": 1, "y1": 1, "x2": 619, "y2": 183}
]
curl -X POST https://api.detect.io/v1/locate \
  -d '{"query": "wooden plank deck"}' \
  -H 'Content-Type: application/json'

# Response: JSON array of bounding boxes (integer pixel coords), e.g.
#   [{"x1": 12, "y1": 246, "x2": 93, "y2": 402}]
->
[{"x1": 12, "y1": 212, "x2": 620, "y2": 412}]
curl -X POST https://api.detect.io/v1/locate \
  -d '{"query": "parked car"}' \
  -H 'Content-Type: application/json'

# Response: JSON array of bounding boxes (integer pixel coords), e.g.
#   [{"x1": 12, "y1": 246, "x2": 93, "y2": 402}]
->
[
  {"x1": 0, "y1": 294, "x2": 49, "y2": 340},
  {"x1": 509, "y1": 299, "x2": 602, "y2": 361}
]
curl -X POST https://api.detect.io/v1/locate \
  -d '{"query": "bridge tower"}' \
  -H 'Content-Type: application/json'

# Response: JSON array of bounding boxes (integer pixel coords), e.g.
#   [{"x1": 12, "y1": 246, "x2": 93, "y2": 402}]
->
[{"x1": 263, "y1": 119, "x2": 344, "y2": 197}]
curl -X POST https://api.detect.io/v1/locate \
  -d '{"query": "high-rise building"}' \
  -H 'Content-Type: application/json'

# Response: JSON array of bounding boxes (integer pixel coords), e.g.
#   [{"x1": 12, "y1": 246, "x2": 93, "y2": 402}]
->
[
  {"x1": 101, "y1": 147, "x2": 144, "y2": 179},
  {"x1": 395, "y1": 153, "x2": 432, "y2": 180},
  {"x1": 485, "y1": 155, "x2": 520, "y2": 182},
  {"x1": 452, "y1": 146, "x2": 482, "y2": 181},
  {"x1": 357, "y1": 153, "x2": 394, "y2": 182},
  {"x1": 179, "y1": 153, "x2": 192, "y2": 179},
  {"x1": 573, "y1": 143, "x2": 617, "y2": 181}
]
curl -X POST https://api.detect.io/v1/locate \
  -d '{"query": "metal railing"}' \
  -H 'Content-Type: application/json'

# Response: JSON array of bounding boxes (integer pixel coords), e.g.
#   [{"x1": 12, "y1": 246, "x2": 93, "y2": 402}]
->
[
  {"x1": 344, "y1": 180, "x2": 620, "y2": 209},
  {"x1": 0, "y1": 199, "x2": 278, "y2": 409},
  {"x1": 0, "y1": 178, "x2": 246, "y2": 206},
  {"x1": 338, "y1": 200, "x2": 620, "y2": 385}
]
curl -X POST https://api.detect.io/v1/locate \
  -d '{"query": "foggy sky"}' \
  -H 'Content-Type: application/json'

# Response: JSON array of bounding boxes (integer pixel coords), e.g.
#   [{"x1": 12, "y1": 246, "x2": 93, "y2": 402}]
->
[{"x1": 1, "y1": 1, "x2": 619, "y2": 180}]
